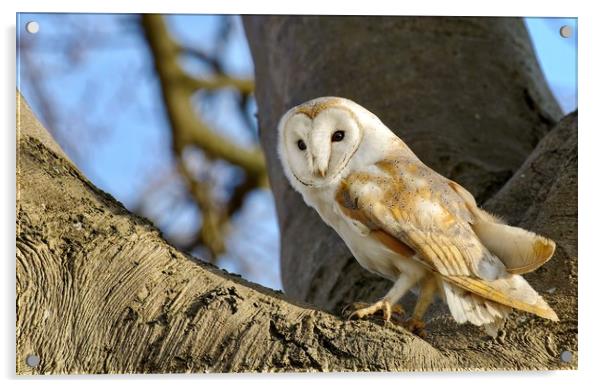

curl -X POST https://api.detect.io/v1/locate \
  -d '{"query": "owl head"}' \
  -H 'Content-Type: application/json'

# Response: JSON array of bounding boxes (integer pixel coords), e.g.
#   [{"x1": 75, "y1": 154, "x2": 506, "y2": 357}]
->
[{"x1": 277, "y1": 96, "x2": 388, "y2": 190}]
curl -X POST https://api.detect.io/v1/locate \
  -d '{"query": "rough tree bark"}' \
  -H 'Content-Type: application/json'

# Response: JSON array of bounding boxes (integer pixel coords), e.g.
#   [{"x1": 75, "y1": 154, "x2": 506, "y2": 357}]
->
[
  {"x1": 243, "y1": 16, "x2": 565, "y2": 314},
  {"x1": 17, "y1": 93, "x2": 447, "y2": 374}
]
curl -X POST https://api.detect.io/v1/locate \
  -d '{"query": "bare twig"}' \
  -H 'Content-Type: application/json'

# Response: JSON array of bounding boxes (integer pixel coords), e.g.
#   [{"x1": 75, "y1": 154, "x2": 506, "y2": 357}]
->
[{"x1": 140, "y1": 14, "x2": 267, "y2": 260}]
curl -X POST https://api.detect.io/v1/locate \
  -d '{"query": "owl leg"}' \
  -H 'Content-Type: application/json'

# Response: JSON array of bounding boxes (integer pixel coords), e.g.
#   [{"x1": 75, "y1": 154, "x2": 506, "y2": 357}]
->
[
  {"x1": 405, "y1": 276, "x2": 437, "y2": 337},
  {"x1": 347, "y1": 272, "x2": 420, "y2": 322}
]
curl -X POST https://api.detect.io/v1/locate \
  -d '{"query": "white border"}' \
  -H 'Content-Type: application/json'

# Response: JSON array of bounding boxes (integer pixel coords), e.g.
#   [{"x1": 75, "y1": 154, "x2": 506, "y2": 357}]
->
[
  {"x1": 3, "y1": 1, "x2": 599, "y2": 387},
  {"x1": 1, "y1": 0, "x2": 584, "y2": 16}
]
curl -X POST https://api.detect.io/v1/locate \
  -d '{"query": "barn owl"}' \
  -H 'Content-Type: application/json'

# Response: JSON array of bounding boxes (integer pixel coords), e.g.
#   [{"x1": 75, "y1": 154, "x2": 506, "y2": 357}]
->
[{"x1": 277, "y1": 96, "x2": 558, "y2": 337}]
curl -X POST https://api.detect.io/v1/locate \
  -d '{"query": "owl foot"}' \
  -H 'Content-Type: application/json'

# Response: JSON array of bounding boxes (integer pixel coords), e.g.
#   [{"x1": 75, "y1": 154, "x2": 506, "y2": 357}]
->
[
  {"x1": 343, "y1": 300, "x2": 404, "y2": 323},
  {"x1": 404, "y1": 318, "x2": 427, "y2": 338}
]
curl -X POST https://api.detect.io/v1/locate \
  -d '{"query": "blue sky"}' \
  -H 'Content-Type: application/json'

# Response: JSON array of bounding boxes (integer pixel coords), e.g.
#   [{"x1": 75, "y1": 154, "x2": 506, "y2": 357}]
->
[
  {"x1": 16, "y1": 15, "x2": 577, "y2": 290},
  {"x1": 524, "y1": 17, "x2": 577, "y2": 112}
]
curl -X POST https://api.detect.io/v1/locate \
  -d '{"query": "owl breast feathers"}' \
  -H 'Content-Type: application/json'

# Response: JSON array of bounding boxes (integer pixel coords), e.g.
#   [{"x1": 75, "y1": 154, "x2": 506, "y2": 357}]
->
[{"x1": 277, "y1": 96, "x2": 557, "y2": 337}]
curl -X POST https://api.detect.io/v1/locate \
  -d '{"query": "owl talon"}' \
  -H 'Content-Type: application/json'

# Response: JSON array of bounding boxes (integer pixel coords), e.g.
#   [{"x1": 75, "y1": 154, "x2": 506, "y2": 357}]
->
[
  {"x1": 352, "y1": 300, "x2": 391, "y2": 322},
  {"x1": 342, "y1": 301, "x2": 368, "y2": 320},
  {"x1": 343, "y1": 300, "x2": 402, "y2": 323},
  {"x1": 404, "y1": 318, "x2": 427, "y2": 338},
  {"x1": 391, "y1": 304, "x2": 405, "y2": 321}
]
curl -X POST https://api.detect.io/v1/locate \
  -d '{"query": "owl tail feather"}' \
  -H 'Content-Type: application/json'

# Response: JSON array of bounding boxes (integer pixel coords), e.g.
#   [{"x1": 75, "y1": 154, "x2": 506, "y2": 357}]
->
[
  {"x1": 443, "y1": 273, "x2": 558, "y2": 323},
  {"x1": 441, "y1": 282, "x2": 510, "y2": 337}
]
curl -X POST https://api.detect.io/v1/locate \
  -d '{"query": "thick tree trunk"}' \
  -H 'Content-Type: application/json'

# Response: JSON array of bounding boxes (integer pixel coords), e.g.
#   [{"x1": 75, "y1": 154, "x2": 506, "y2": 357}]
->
[
  {"x1": 243, "y1": 16, "x2": 564, "y2": 314},
  {"x1": 16, "y1": 90, "x2": 577, "y2": 373}
]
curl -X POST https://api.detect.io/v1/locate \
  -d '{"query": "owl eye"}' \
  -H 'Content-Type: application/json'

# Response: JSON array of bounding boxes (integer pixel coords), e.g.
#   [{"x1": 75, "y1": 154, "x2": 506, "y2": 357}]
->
[
  {"x1": 332, "y1": 130, "x2": 345, "y2": 142},
  {"x1": 297, "y1": 139, "x2": 307, "y2": 151}
]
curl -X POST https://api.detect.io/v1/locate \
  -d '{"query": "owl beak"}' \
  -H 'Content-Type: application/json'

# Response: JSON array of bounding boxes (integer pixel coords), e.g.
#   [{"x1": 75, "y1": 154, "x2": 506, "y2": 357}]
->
[
  {"x1": 311, "y1": 155, "x2": 328, "y2": 178},
  {"x1": 309, "y1": 130, "x2": 331, "y2": 178}
]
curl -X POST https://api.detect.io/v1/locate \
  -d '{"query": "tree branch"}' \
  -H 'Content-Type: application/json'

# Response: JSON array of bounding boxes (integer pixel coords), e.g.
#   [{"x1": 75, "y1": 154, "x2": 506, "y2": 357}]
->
[
  {"x1": 140, "y1": 14, "x2": 267, "y2": 258},
  {"x1": 17, "y1": 92, "x2": 453, "y2": 374},
  {"x1": 178, "y1": 73, "x2": 255, "y2": 94},
  {"x1": 142, "y1": 14, "x2": 265, "y2": 178}
]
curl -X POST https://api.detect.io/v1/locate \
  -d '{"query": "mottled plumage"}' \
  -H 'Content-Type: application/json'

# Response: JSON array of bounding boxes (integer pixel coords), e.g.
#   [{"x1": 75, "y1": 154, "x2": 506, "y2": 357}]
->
[{"x1": 277, "y1": 96, "x2": 557, "y2": 336}]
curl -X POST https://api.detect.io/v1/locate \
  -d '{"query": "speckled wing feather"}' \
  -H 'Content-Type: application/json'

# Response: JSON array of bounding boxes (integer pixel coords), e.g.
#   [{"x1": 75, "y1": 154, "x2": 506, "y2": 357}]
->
[{"x1": 336, "y1": 158, "x2": 557, "y2": 321}]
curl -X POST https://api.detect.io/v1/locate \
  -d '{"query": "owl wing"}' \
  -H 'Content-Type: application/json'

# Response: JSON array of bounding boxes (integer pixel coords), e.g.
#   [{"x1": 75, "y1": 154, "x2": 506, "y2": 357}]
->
[
  {"x1": 336, "y1": 163, "x2": 557, "y2": 321},
  {"x1": 446, "y1": 178, "x2": 556, "y2": 275}
]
